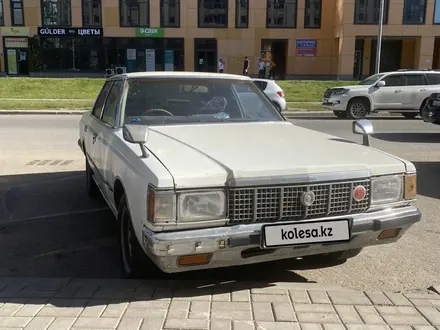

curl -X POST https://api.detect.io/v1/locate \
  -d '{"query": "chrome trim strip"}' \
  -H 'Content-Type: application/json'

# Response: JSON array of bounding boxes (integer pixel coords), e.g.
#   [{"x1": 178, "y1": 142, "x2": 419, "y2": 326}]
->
[{"x1": 227, "y1": 170, "x2": 371, "y2": 187}]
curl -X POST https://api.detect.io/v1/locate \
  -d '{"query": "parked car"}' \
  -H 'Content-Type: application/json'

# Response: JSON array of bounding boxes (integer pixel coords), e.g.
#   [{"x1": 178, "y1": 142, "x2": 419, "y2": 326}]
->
[
  {"x1": 322, "y1": 69, "x2": 440, "y2": 119},
  {"x1": 421, "y1": 92, "x2": 440, "y2": 125},
  {"x1": 252, "y1": 78, "x2": 287, "y2": 112},
  {"x1": 78, "y1": 72, "x2": 421, "y2": 278}
]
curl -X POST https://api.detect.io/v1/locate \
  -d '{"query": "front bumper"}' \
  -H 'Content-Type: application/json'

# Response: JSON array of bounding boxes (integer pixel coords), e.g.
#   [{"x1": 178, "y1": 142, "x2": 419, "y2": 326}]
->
[
  {"x1": 142, "y1": 206, "x2": 421, "y2": 273},
  {"x1": 421, "y1": 105, "x2": 440, "y2": 124},
  {"x1": 321, "y1": 96, "x2": 349, "y2": 111}
]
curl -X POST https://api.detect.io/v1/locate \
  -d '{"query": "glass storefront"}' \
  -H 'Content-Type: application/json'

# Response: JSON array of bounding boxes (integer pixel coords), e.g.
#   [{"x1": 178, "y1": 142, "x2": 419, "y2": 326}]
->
[{"x1": 36, "y1": 37, "x2": 185, "y2": 73}]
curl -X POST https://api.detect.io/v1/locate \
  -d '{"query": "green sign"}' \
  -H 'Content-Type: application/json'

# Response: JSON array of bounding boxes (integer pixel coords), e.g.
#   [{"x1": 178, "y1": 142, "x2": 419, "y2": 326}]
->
[{"x1": 136, "y1": 28, "x2": 164, "y2": 38}]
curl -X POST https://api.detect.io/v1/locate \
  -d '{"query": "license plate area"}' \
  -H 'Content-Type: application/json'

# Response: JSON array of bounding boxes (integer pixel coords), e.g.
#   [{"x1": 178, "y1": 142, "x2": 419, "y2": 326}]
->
[
  {"x1": 432, "y1": 100, "x2": 440, "y2": 107},
  {"x1": 261, "y1": 219, "x2": 351, "y2": 248}
]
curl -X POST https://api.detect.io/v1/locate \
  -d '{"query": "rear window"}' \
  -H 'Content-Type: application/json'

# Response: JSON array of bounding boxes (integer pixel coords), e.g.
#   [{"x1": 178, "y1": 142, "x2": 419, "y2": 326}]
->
[
  {"x1": 253, "y1": 80, "x2": 268, "y2": 91},
  {"x1": 426, "y1": 73, "x2": 440, "y2": 85}
]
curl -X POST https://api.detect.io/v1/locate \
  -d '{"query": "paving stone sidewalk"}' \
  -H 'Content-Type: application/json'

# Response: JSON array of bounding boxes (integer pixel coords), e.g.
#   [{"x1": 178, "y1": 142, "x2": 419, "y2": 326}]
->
[{"x1": 0, "y1": 278, "x2": 439, "y2": 330}]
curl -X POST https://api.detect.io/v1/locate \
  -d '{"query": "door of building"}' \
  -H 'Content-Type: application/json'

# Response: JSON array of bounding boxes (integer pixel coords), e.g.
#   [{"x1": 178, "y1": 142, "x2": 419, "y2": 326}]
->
[
  {"x1": 194, "y1": 38, "x2": 217, "y2": 72},
  {"x1": 353, "y1": 51, "x2": 363, "y2": 80}
]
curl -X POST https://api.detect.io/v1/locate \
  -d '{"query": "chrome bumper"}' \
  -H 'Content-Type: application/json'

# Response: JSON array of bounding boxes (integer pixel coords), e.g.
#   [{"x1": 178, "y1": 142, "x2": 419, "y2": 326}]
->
[{"x1": 142, "y1": 206, "x2": 421, "y2": 273}]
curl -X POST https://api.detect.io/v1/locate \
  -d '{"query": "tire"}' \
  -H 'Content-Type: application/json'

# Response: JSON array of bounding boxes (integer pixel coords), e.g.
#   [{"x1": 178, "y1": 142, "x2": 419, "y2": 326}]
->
[
  {"x1": 333, "y1": 110, "x2": 346, "y2": 118},
  {"x1": 273, "y1": 102, "x2": 282, "y2": 113},
  {"x1": 347, "y1": 98, "x2": 369, "y2": 119},
  {"x1": 401, "y1": 112, "x2": 418, "y2": 119},
  {"x1": 85, "y1": 158, "x2": 99, "y2": 197},
  {"x1": 118, "y1": 195, "x2": 160, "y2": 278},
  {"x1": 311, "y1": 248, "x2": 363, "y2": 265}
]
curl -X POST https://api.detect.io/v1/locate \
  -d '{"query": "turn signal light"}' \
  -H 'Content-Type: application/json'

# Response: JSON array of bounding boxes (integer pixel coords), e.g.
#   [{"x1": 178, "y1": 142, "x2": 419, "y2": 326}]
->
[
  {"x1": 177, "y1": 254, "x2": 212, "y2": 267},
  {"x1": 404, "y1": 175, "x2": 417, "y2": 200},
  {"x1": 378, "y1": 228, "x2": 401, "y2": 240}
]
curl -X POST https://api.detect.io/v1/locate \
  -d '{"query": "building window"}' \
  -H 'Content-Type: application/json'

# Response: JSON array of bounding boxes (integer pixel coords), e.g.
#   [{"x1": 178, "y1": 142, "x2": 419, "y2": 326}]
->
[
  {"x1": 161, "y1": 0, "x2": 180, "y2": 27},
  {"x1": 41, "y1": 0, "x2": 72, "y2": 26},
  {"x1": 435, "y1": 0, "x2": 440, "y2": 23},
  {"x1": 304, "y1": 0, "x2": 321, "y2": 28},
  {"x1": 82, "y1": 0, "x2": 101, "y2": 26},
  {"x1": 120, "y1": 0, "x2": 149, "y2": 26},
  {"x1": 0, "y1": 0, "x2": 3, "y2": 26},
  {"x1": 354, "y1": 0, "x2": 389, "y2": 24},
  {"x1": 403, "y1": 0, "x2": 426, "y2": 24},
  {"x1": 235, "y1": 0, "x2": 249, "y2": 28},
  {"x1": 11, "y1": 0, "x2": 24, "y2": 25},
  {"x1": 266, "y1": 0, "x2": 297, "y2": 28},
  {"x1": 198, "y1": 0, "x2": 228, "y2": 28}
]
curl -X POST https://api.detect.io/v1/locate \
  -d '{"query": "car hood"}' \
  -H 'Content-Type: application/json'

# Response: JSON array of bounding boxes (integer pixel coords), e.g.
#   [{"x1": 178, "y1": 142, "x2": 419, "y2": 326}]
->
[
  {"x1": 145, "y1": 121, "x2": 408, "y2": 189},
  {"x1": 332, "y1": 85, "x2": 365, "y2": 90}
]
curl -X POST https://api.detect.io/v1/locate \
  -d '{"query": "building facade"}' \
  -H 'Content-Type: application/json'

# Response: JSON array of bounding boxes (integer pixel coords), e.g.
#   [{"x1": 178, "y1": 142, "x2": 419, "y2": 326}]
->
[{"x1": 0, "y1": 0, "x2": 440, "y2": 79}]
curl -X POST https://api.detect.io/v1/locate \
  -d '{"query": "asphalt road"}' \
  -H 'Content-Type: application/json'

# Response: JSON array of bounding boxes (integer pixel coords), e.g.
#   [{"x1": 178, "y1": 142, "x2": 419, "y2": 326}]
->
[{"x1": 0, "y1": 115, "x2": 439, "y2": 291}]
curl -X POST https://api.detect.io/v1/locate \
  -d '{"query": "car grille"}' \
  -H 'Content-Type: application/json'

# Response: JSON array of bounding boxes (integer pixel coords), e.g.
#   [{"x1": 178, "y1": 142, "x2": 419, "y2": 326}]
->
[
  {"x1": 228, "y1": 179, "x2": 370, "y2": 224},
  {"x1": 323, "y1": 89, "x2": 332, "y2": 98}
]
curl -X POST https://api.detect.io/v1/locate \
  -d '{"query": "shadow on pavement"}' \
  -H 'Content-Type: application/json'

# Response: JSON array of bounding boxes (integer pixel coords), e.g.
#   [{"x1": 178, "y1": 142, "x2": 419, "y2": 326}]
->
[
  {"x1": 372, "y1": 132, "x2": 440, "y2": 143},
  {"x1": 413, "y1": 161, "x2": 440, "y2": 200},
  {"x1": 0, "y1": 170, "x2": 345, "y2": 286}
]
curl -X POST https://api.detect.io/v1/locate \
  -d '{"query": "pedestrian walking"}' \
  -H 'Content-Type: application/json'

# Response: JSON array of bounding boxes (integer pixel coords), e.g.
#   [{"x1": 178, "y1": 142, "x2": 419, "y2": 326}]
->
[
  {"x1": 218, "y1": 58, "x2": 225, "y2": 73},
  {"x1": 258, "y1": 59, "x2": 265, "y2": 78},
  {"x1": 243, "y1": 56, "x2": 249, "y2": 76},
  {"x1": 269, "y1": 60, "x2": 276, "y2": 79}
]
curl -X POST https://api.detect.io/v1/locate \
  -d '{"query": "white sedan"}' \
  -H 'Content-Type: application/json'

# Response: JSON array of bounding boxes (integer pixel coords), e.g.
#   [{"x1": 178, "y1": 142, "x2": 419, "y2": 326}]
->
[
  {"x1": 252, "y1": 78, "x2": 287, "y2": 112},
  {"x1": 78, "y1": 71, "x2": 421, "y2": 278}
]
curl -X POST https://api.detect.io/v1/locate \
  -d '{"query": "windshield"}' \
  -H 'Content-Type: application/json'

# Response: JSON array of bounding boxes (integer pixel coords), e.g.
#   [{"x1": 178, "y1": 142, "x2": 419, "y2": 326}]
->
[
  {"x1": 121, "y1": 78, "x2": 283, "y2": 126},
  {"x1": 358, "y1": 73, "x2": 385, "y2": 85}
]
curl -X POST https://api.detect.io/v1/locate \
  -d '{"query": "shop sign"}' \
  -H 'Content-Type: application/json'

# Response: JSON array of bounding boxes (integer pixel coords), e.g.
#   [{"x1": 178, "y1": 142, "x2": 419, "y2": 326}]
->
[
  {"x1": 136, "y1": 28, "x2": 164, "y2": 38},
  {"x1": 37, "y1": 27, "x2": 103, "y2": 37},
  {"x1": 1, "y1": 27, "x2": 29, "y2": 36},
  {"x1": 5, "y1": 38, "x2": 29, "y2": 48},
  {"x1": 296, "y1": 39, "x2": 317, "y2": 57}
]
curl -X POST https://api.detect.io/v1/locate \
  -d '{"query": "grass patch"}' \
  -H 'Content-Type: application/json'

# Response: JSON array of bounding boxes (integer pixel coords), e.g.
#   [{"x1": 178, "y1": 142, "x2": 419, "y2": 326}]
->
[
  {"x1": 0, "y1": 78, "x2": 104, "y2": 99},
  {"x1": 0, "y1": 100, "x2": 93, "y2": 110},
  {"x1": 286, "y1": 102, "x2": 325, "y2": 111},
  {"x1": 277, "y1": 80, "x2": 359, "y2": 102}
]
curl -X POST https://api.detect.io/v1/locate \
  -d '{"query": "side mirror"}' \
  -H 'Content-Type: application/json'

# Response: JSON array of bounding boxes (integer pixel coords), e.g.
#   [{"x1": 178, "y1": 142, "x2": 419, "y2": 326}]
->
[
  {"x1": 123, "y1": 124, "x2": 149, "y2": 158},
  {"x1": 352, "y1": 119, "x2": 373, "y2": 147},
  {"x1": 376, "y1": 80, "x2": 386, "y2": 87}
]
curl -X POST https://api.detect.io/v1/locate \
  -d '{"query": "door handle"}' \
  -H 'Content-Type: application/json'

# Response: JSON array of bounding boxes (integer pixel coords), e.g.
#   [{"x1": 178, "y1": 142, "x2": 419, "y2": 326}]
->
[
  {"x1": 84, "y1": 125, "x2": 88, "y2": 132},
  {"x1": 394, "y1": 89, "x2": 402, "y2": 93},
  {"x1": 92, "y1": 134, "x2": 97, "y2": 144},
  {"x1": 420, "y1": 89, "x2": 427, "y2": 92}
]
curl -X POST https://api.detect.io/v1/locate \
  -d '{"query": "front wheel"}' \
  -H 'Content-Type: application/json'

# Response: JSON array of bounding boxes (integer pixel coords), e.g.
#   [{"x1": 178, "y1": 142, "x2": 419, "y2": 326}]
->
[
  {"x1": 85, "y1": 158, "x2": 99, "y2": 197},
  {"x1": 310, "y1": 248, "x2": 363, "y2": 266},
  {"x1": 347, "y1": 99, "x2": 369, "y2": 119},
  {"x1": 119, "y1": 195, "x2": 161, "y2": 278},
  {"x1": 401, "y1": 112, "x2": 418, "y2": 119},
  {"x1": 333, "y1": 110, "x2": 346, "y2": 118}
]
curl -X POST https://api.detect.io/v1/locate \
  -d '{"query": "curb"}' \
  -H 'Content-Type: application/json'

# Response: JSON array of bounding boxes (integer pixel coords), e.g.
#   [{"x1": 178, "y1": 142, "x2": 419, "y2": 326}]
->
[{"x1": 0, "y1": 110, "x2": 87, "y2": 115}]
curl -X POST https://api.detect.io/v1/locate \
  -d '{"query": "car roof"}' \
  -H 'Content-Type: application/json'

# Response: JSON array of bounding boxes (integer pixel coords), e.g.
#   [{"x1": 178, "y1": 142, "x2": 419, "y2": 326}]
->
[
  {"x1": 109, "y1": 71, "x2": 252, "y2": 81},
  {"x1": 381, "y1": 70, "x2": 440, "y2": 75}
]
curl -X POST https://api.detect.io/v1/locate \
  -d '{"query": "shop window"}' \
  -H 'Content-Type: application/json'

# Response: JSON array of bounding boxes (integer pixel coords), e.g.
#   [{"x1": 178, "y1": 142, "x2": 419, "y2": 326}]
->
[
  {"x1": 10, "y1": 0, "x2": 24, "y2": 25},
  {"x1": 0, "y1": 0, "x2": 4, "y2": 25},
  {"x1": 304, "y1": 0, "x2": 321, "y2": 28},
  {"x1": 161, "y1": 0, "x2": 180, "y2": 27},
  {"x1": 82, "y1": 0, "x2": 102, "y2": 26},
  {"x1": 198, "y1": 0, "x2": 227, "y2": 28},
  {"x1": 354, "y1": 0, "x2": 389, "y2": 24},
  {"x1": 435, "y1": 0, "x2": 440, "y2": 23},
  {"x1": 266, "y1": 0, "x2": 297, "y2": 28},
  {"x1": 235, "y1": 0, "x2": 248, "y2": 28},
  {"x1": 41, "y1": 0, "x2": 71, "y2": 26},
  {"x1": 120, "y1": 0, "x2": 149, "y2": 26},
  {"x1": 403, "y1": 0, "x2": 426, "y2": 24}
]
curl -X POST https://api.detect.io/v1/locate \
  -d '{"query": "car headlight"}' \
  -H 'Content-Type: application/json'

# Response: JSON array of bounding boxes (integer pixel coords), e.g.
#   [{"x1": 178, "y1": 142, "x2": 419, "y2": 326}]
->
[
  {"x1": 371, "y1": 175, "x2": 403, "y2": 205},
  {"x1": 331, "y1": 88, "x2": 349, "y2": 96},
  {"x1": 178, "y1": 190, "x2": 226, "y2": 222}
]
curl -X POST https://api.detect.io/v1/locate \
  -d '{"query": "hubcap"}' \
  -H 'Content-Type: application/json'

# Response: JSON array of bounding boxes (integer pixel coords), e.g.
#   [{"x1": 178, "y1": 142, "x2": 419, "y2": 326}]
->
[{"x1": 351, "y1": 103, "x2": 366, "y2": 117}]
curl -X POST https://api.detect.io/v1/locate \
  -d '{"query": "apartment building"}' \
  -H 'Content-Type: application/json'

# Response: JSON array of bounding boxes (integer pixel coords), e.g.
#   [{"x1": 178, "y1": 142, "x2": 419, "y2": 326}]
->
[{"x1": 0, "y1": 0, "x2": 440, "y2": 79}]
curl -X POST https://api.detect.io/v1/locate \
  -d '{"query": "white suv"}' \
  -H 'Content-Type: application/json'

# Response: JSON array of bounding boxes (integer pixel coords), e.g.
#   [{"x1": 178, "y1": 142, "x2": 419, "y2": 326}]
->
[{"x1": 322, "y1": 69, "x2": 440, "y2": 119}]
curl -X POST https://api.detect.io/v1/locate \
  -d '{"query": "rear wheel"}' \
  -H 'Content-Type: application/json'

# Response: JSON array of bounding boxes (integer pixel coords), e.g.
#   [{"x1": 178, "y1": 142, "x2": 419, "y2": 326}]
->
[
  {"x1": 347, "y1": 98, "x2": 369, "y2": 119},
  {"x1": 273, "y1": 102, "x2": 282, "y2": 113},
  {"x1": 401, "y1": 112, "x2": 418, "y2": 119},
  {"x1": 333, "y1": 110, "x2": 346, "y2": 118}
]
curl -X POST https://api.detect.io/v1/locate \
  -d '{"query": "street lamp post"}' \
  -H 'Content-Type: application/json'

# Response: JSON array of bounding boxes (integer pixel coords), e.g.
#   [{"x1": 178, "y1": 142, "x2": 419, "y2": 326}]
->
[{"x1": 375, "y1": 0, "x2": 385, "y2": 74}]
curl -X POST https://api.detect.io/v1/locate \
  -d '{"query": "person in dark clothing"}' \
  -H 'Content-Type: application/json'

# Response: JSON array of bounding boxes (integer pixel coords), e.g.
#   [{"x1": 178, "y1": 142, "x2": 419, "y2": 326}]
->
[{"x1": 243, "y1": 56, "x2": 249, "y2": 76}]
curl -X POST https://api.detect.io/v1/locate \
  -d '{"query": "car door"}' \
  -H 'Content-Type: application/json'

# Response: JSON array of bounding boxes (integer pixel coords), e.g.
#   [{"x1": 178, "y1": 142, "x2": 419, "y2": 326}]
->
[
  {"x1": 402, "y1": 73, "x2": 428, "y2": 110},
  {"x1": 94, "y1": 79, "x2": 124, "y2": 199},
  {"x1": 372, "y1": 74, "x2": 403, "y2": 109},
  {"x1": 84, "y1": 81, "x2": 113, "y2": 175}
]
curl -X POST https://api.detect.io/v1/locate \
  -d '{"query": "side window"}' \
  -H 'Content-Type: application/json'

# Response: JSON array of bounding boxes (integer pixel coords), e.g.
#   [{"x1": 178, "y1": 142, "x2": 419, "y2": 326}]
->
[
  {"x1": 382, "y1": 74, "x2": 402, "y2": 87},
  {"x1": 403, "y1": 74, "x2": 426, "y2": 86},
  {"x1": 426, "y1": 73, "x2": 440, "y2": 85},
  {"x1": 92, "y1": 82, "x2": 113, "y2": 119},
  {"x1": 101, "y1": 80, "x2": 123, "y2": 127}
]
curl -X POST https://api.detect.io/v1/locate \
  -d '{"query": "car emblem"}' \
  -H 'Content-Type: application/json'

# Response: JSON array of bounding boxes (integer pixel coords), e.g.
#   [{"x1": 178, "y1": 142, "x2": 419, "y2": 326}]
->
[
  {"x1": 353, "y1": 185, "x2": 367, "y2": 202},
  {"x1": 300, "y1": 191, "x2": 316, "y2": 207}
]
